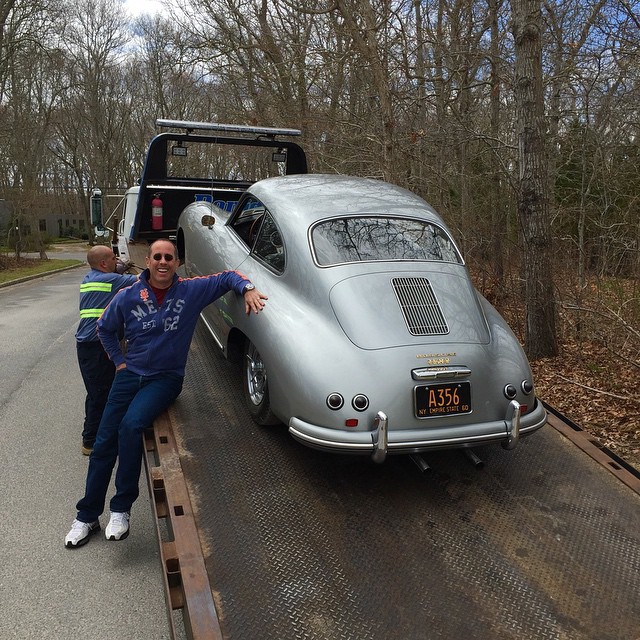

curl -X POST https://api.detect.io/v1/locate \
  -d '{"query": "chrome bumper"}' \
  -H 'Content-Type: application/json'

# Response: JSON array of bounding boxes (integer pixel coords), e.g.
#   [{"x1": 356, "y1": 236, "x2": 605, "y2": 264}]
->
[{"x1": 288, "y1": 400, "x2": 547, "y2": 462}]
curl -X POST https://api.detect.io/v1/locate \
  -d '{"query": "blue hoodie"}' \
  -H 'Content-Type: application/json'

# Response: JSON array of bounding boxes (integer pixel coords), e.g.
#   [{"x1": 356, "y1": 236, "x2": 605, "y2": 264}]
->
[{"x1": 97, "y1": 268, "x2": 250, "y2": 376}]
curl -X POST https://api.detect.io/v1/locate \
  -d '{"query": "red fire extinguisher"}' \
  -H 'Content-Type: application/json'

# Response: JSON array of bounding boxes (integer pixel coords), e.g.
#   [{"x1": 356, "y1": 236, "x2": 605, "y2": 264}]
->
[{"x1": 151, "y1": 193, "x2": 163, "y2": 230}]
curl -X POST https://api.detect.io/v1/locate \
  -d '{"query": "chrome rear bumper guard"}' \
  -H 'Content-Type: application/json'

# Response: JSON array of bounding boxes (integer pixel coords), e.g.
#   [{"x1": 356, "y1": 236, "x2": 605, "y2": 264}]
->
[
  {"x1": 502, "y1": 400, "x2": 521, "y2": 450},
  {"x1": 371, "y1": 411, "x2": 388, "y2": 464}
]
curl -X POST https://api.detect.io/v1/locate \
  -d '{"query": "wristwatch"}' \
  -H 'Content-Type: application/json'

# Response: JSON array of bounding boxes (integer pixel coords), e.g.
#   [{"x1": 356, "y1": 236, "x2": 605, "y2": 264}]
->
[{"x1": 242, "y1": 282, "x2": 255, "y2": 295}]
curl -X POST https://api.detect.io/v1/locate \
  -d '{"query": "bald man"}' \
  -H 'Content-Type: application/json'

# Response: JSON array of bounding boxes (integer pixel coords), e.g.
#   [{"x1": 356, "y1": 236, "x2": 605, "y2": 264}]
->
[{"x1": 75, "y1": 246, "x2": 137, "y2": 455}]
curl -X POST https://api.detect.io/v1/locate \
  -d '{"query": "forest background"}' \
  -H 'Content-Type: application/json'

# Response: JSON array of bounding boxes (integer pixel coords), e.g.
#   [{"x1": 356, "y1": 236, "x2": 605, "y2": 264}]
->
[{"x1": 0, "y1": 0, "x2": 638, "y2": 467}]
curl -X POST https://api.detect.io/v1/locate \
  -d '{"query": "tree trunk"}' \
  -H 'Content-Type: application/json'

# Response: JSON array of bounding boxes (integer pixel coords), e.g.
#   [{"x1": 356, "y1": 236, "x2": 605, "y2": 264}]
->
[
  {"x1": 511, "y1": 0, "x2": 558, "y2": 358},
  {"x1": 489, "y1": 0, "x2": 504, "y2": 285}
]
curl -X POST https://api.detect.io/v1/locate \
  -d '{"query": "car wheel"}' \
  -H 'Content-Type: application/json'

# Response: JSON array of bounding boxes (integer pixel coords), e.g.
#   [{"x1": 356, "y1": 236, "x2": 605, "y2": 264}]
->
[{"x1": 243, "y1": 339, "x2": 280, "y2": 425}]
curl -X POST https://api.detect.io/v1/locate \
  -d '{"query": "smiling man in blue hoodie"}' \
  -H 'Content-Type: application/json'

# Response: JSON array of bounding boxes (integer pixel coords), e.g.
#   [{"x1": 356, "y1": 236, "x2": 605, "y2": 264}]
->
[{"x1": 65, "y1": 239, "x2": 267, "y2": 548}]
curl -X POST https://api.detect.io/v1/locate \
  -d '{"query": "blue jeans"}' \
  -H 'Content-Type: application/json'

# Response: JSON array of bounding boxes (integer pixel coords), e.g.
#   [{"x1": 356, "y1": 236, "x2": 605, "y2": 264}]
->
[
  {"x1": 77, "y1": 341, "x2": 115, "y2": 447},
  {"x1": 76, "y1": 369, "x2": 183, "y2": 522}
]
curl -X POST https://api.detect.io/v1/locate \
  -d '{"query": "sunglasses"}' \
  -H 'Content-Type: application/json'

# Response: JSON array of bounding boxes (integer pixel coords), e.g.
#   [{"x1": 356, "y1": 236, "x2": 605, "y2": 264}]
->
[{"x1": 152, "y1": 253, "x2": 175, "y2": 262}]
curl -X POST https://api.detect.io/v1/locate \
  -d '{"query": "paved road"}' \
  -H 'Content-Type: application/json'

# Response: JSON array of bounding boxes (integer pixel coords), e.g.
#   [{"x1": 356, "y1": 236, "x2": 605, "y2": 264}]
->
[{"x1": 0, "y1": 267, "x2": 178, "y2": 639}]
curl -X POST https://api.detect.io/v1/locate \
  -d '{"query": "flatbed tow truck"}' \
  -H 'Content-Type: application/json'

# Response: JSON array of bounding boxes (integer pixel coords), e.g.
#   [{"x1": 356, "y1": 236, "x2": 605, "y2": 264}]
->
[{"x1": 107, "y1": 121, "x2": 640, "y2": 639}]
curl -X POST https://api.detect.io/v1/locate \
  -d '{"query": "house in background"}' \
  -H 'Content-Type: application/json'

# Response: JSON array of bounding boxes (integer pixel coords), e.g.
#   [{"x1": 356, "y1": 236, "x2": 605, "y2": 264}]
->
[{"x1": 1, "y1": 192, "x2": 88, "y2": 242}]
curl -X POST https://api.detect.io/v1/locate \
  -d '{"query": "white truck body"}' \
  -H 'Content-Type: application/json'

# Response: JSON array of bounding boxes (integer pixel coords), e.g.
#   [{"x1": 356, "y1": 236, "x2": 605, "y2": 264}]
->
[{"x1": 115, "y1": 186, "x2": 140, "y2": 263}]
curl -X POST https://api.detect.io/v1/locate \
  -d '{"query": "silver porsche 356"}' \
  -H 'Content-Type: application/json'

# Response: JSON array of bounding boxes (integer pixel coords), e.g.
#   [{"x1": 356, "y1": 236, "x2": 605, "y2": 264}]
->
[{"x1": 177, "y1": 168, "x2": 546, "y2": 463}]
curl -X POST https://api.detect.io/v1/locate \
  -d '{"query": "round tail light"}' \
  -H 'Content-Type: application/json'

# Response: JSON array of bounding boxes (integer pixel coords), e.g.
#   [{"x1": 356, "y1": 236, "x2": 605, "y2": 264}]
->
[
  {"x1": 521, "y1": 380, "x2": 534, "y2": 395},
  {"x1": 504, "y1": 384, "x2": 517, "y2": 400},
  {"x1": 352, "y1": 394, "x2": 369, "y2": 411}
]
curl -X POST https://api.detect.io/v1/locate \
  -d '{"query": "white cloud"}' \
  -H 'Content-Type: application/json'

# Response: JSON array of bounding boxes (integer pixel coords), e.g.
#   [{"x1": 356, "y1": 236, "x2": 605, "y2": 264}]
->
[{"x1": 122, "y1": 0, "x2": 165, "y2": 17}]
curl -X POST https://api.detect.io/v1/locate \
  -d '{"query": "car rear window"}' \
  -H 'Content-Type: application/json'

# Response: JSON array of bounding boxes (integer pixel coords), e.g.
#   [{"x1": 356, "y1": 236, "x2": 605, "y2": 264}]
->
[{"x1": 311, "y1": 217, "x2": 462, "y2": 266}]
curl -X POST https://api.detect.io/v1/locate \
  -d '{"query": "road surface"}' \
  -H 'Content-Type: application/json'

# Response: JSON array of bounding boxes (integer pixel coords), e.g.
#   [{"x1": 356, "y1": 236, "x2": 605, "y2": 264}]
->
[{"x1": 0, "y1": 267, "x2": 178, "y2": 639}]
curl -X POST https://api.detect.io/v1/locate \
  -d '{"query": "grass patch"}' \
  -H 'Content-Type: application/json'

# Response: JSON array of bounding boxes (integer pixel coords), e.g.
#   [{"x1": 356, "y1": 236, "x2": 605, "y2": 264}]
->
[{"x1": 0, "y1": 258, "x2": 83, "y2": 284}]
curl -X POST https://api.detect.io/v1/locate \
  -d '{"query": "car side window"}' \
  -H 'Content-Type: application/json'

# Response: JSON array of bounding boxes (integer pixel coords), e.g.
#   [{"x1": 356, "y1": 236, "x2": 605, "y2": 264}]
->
[
  {"x1": 230, "y1": 197, "x2": 265, "y2": 247},
  {"x1": 253, "y1": 212, "x2": 285, "y2": 273}
]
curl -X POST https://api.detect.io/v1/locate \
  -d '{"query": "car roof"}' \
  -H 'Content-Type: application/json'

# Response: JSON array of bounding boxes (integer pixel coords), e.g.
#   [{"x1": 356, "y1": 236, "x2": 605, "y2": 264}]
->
[{"x1": 248, "y1": 174, "x2": 444, "y2": 230}]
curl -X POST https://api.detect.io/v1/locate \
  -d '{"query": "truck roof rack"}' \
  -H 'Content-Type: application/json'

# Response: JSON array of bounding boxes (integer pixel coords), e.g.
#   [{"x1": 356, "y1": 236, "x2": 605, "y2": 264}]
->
[{"x1": 155, "y1": 119, "x2": 302, "y2": 138}]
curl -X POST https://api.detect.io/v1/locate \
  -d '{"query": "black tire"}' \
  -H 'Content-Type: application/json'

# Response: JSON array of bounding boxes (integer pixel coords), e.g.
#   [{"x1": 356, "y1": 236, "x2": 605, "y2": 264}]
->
[{"x1": 242, "y1": 339, "x2": 280, "y2": 425}]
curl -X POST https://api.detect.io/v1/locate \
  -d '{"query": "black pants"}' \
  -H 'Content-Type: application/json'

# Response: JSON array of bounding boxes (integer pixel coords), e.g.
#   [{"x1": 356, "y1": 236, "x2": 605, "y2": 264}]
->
[{"x1": 77, "y1": 341, "x2": 115, "y2": 447}]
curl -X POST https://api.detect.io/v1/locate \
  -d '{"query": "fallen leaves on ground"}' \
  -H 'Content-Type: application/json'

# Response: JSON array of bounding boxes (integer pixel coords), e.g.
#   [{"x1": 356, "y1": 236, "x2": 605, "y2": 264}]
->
[
  {"x1": 486, "y1": 269, "x2": 640, "y2": 473},
  {"x1": 531, "y1": 342, "x2": 640, "y2": 471}
]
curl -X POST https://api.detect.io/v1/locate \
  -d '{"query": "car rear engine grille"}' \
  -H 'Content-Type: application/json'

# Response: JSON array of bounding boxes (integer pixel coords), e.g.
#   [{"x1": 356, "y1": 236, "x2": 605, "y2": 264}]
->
[{"x1": 392, "y1": 277, "x2": 449, "y2": 336}]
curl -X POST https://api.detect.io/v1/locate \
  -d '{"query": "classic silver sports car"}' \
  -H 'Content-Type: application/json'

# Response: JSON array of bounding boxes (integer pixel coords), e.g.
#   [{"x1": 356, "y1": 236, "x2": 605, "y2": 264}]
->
[{"x1": 177, "y1": 174, "x2": 547, "y2": 462}]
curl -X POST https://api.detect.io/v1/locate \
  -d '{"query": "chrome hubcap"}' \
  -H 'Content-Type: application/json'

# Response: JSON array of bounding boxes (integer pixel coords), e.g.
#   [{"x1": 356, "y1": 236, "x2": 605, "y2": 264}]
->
[{"x1": 245, "y1": 343, "x2": 267, "y2": 406}]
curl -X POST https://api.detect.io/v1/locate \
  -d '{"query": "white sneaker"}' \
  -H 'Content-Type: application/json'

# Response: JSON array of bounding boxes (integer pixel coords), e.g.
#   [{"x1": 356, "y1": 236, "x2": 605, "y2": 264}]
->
[
  {"x1": 105, "y1": 511, "x2": 130, "y2": 541},
  {"x1": 65, "y1": 519, "x2": 100, "y2": 548}
]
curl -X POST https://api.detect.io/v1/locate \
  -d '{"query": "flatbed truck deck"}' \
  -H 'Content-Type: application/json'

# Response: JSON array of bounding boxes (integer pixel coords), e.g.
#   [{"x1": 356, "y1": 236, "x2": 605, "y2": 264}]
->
[{"x1": 145, "y1": 320, "x2": 640, "y2": 640}]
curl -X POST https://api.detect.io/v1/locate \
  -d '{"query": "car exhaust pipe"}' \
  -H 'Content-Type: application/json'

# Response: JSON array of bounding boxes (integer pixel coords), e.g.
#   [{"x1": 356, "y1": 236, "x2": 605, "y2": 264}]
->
[
  {"x1": 502, "y1": 400, "x2": 521, "y2": 450},
  {"x1": 371, "y1": 411, "x2": 388, "y2": 464},
  {"x1": 410, "y1": 453, "x2": 431, "y2": 473},
  {"x1": 463, "y1": 448, "x2": 484, "y2": 468}
]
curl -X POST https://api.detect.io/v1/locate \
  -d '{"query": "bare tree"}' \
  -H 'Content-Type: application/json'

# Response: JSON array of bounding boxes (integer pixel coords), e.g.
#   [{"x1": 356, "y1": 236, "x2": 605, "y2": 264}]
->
[
  {"x1": 176, "y1": 0, "x2": 318, "y2": 128},
  {"x1": 0, "y1": 0, "x2": 65, "y2": 257},
  {"x1": 331, "y1": 0, "x2": 398, "y2": 180},
  {"x1": 0, "y1": 0, "x2": 23, "y2": 102},
  {"x1": 56, "y1": 0, "x2": 129, "y2": 241},
  {"x1": 511, "y1": 0, "x2": 557, "y2": 357}
]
